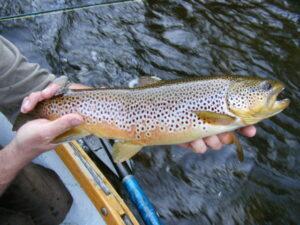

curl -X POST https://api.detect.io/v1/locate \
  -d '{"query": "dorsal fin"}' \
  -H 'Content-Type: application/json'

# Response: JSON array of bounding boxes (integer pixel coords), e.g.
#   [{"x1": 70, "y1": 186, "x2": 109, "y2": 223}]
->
[
  {"x1": 136, "y1": 76, "x2": 162, "y2": 87},
  {"x1": 53, "y1": 86, "x2": 101, "y2": 97}
]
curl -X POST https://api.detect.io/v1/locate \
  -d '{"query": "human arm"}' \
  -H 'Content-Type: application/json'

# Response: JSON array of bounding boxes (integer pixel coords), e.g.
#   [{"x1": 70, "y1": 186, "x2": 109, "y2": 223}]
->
[
  {"x1": 0, "y1": 113, "x2": 83, "y2": 195},
  {"x1": 0, "y1": 35, "x2": 60, "y2": 122},
  {"x1": 0, "y1": 83, "x2": 85, "y2": 195},
  {"x1": 0, "y1": 36, "x2": 86, "y2": 195},
  {"x1": 0, "y1": 111, "x2": 83, "y2": 195}
]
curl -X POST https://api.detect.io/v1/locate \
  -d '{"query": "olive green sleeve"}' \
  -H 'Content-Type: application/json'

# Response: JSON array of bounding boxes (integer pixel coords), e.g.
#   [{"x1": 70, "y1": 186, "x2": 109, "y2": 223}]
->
[{"x1": 0, "y1": 36, "x2": 66, "y2": 122}]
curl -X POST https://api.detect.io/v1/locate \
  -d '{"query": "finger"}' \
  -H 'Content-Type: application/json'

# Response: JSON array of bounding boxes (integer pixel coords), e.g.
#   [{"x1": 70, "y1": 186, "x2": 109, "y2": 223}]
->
[
  {"x1": 218, "y1": 132, "x2": 234, "y2": 145},
  {"x1": 21, "y1": 91, "x2": 43, "y2": 113},
  {"x1": 203, "y1": 135, "x2": 222, "y2": 150},
  {"x1": 20, "y1": 97, "x2": 30, "y2": 113},
  {"x1": 190, "y1": 139, "x2": 207, "y2": 153},
  {"x1": 45, "y1": 114, "x2": 84, "y2": 139},
  {"x1": 239, "y1": 126, "x2": 256, "y2": 137},
  {"x1": 21, "y1": 84, "x2": 62, "y2": 113},
  {"x1": 41, "y1": 83, "x2": 61, "y2": 98}
]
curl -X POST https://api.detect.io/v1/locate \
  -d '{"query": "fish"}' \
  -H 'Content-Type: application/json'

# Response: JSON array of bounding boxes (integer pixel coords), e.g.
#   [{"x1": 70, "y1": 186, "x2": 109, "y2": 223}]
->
[{"x1": 13, "y1": 75, "x2": 290, "y2": 163}]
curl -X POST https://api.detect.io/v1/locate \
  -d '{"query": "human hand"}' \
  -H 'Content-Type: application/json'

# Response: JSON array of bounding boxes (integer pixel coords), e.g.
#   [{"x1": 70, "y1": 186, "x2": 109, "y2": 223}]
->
[
  {"x1": 12, "y1": 115, "x2": 83, "y2": 155},
  {"x1": 180, "y1": 126, "x2": 256, "y2": 153},
  {"x1": 12, "y1": 114, "x2": 83, "y2": 155},
  {"x1": 21, "y1": 82, "x2": 89, "y2": 113},
  {"x1": 13, "y1": 83, "x2": 84, "y2": 155}
]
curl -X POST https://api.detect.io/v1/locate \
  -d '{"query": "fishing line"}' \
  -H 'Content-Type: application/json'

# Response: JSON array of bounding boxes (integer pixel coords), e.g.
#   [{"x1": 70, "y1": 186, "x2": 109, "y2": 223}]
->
[{"x1": 0, "y1": 0, "x2": 142, "y2": 22}]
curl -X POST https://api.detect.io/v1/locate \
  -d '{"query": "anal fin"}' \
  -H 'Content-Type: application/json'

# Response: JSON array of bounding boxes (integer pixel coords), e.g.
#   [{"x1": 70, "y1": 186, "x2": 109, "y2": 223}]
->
[{"x1": 112, "y1": 142, "x2": 143, "y2": 163}]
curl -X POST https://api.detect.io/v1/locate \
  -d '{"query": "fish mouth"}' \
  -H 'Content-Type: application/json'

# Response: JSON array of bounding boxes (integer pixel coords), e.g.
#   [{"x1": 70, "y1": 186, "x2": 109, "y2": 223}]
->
[{"x1": 268, "y1": 82, "x2": 290, "y2": 115}]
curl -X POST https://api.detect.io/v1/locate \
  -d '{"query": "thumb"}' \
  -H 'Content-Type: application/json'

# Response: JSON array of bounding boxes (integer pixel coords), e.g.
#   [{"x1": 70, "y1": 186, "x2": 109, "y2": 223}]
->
[{"x1": 45, "y1": 114, "x2": 84, "y2": 139}]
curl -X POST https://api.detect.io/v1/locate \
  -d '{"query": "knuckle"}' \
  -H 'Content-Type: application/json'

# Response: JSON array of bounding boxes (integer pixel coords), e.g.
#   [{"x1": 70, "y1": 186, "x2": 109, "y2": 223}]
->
[
  {"x1": 41, "y1": 131, "x2": 55, "y2": 142},
  {"x1": 64, "y1": 117, "x2": 74, "y2": 127},
  {"x1": 58, "y1": 117, "x2": 74, "y2": 130},
  {"x1": 32, "y1": 91, "x2": 42, "y2": 99},
  {"x1": 36, "y1": 132, "x2": 48, "y2": 142},
  {"x1": 29, "y1": 92, "x2": 38, "y2": 98}
]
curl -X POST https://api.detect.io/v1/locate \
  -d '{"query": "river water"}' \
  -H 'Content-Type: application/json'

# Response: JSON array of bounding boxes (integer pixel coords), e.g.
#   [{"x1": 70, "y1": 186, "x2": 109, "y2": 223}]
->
[{"x1": 0, "y1": 0, "x2": 299, "y2": 224}]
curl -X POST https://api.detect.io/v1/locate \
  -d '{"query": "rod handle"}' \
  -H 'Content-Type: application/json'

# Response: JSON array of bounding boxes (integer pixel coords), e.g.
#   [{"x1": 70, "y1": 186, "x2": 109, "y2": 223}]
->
[{"x1": 123, "y1": 175, "x2": 163, "y2": 225}]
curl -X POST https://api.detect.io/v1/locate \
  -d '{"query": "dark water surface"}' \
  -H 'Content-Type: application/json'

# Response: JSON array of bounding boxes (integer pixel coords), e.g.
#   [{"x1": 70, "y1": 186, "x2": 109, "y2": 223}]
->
[{"x1": 1, "y1": 0, "x2": 300, "y2": 224}]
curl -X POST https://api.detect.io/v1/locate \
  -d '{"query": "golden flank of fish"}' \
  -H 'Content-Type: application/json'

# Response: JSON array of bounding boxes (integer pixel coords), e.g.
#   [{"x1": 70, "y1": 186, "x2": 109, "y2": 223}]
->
[{"x1": 14, "y1": 75, "x2": 290, "y2": 162}]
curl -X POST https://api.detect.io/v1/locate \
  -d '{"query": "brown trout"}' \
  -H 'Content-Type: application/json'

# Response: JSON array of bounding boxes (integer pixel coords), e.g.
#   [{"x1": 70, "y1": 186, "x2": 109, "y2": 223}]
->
[{"x1": 14, "y1": 75, "x2": 290, "y2": 162}]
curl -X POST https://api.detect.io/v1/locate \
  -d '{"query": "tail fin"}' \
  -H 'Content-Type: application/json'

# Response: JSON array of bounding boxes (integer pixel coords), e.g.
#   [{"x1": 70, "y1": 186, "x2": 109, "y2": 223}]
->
[{"x1": 13, "y1": 112, "x2": 37, "y2": 131}]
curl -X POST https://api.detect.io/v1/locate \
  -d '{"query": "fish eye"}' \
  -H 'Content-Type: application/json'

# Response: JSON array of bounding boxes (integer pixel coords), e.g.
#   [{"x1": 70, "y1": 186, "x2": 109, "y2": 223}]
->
[{"x1": 260, "y1": 81, "x2": 272, "y2": 91}]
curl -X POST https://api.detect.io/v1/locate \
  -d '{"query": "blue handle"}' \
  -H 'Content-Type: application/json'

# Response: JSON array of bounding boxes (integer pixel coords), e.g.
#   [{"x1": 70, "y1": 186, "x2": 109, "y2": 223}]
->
[{"x1": 122, "y1": 175, "x2": 163, "y2": 225}]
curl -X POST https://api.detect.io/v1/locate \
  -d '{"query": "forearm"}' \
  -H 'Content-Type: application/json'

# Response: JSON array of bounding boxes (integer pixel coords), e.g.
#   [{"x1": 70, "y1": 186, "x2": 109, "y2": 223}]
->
[
  {"x1": 0, "y1": 141, "x2": 38, "y2": 195},
  {"x1": 0, "y1": 36, "x2": 56, "y2": 122}
]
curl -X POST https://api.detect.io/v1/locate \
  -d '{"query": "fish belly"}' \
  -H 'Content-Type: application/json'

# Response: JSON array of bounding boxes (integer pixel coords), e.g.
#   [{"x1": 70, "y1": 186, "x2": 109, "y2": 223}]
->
[{"x1": 131, "y1": 123, "x2": 242, "y2": 146}]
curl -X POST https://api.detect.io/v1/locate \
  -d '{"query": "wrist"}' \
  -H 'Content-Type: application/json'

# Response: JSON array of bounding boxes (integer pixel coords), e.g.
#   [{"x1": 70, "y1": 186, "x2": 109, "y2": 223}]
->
[
  {"x1": 9, "y1": 139, "x2": 40, "y2": 160},
  {"x1": 0, "y1": 141, "x2": 32, "y2": 176},
  {"x1": 0, "y1": 140, "x2": 39, "y2": 193}
]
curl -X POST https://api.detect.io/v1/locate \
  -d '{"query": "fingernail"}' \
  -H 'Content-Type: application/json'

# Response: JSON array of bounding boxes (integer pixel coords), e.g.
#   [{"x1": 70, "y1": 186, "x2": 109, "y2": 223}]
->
[
  {"x1": 42, "y1": 87, "x2": 51, "y2": 95},
  {"x1": 21, "y1": 98, "x2": 30, "y2": 112}
]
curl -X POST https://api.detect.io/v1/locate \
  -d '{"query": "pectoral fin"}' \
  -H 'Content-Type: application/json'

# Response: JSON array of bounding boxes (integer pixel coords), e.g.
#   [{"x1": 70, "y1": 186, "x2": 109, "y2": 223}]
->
[
  {"x1": 53, "y1": 127, "x2": 90, "y2": 143},
  {"x1": 229, "y1": 133, "x2": 244, "y2": 162},
  {"x1": 112, "y1": 142, "x2": 143, "y2": 163},
  {"x1": 194, "y1": 111, "x2": 236, "y2": 125}
]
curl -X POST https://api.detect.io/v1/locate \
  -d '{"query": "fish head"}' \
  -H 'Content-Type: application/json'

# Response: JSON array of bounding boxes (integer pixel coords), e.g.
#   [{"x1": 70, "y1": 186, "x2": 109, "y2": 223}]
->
[{"x1": 227, "y1": 77, "x2": 290, "y2": 125}]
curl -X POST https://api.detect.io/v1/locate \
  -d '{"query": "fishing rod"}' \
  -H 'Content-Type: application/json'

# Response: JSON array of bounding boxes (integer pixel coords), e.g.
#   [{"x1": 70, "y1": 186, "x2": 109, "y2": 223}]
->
[
  {"x1": 99, "y1": 139, "x2": 163, "y2": 225},
  {"x1": 0, "y1": 0, "x2": 142, "y2": 22}
]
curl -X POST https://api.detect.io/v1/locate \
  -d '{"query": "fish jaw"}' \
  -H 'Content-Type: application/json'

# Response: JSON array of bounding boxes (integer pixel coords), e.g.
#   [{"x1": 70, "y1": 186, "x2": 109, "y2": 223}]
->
[
  {"x1": 228, "y1": 80, "x2": 290, "y2": 125},
  {"x1": 250, "y1": 82, "x2": 290, "y2": 123},
  {"x1": 266, "y1": 82, "x2": 290, "y2": 117}
]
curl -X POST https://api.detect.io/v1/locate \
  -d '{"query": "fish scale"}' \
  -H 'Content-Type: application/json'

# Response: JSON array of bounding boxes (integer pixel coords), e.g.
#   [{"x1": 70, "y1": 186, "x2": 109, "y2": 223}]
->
[{"x1": 14, "y1": 75, "x2": 290, "y2": 162}]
